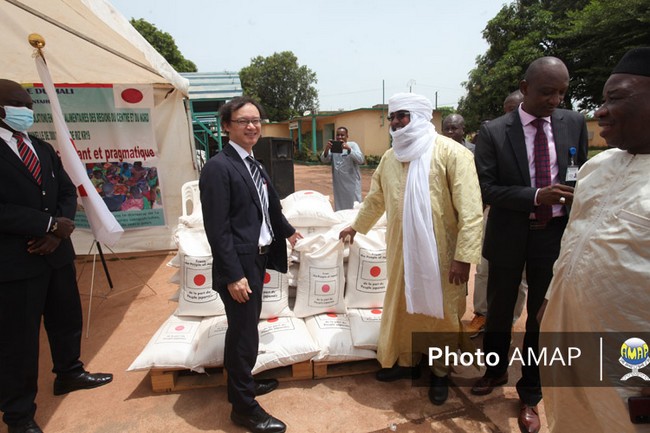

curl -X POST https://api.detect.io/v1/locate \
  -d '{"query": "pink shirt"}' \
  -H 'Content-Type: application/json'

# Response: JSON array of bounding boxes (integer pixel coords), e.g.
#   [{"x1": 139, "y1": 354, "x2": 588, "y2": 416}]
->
[{"x1": 518, "y1": 105, "x2": 564, "y2": 217}]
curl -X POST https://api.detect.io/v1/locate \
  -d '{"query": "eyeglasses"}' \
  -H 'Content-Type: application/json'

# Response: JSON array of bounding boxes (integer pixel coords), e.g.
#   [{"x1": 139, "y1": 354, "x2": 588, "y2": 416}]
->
[
  {"x1": 232, "y1": 118, "x2": 262, "y2": 127},
  {"x1": 387, "y1": 111, "x2": 410, "y2": 122}
]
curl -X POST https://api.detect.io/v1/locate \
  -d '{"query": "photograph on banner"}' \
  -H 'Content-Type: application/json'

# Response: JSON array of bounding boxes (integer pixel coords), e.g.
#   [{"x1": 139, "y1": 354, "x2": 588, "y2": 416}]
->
[
  {"x1": 26, "y1": 82, "x2": 165, "y2": 229},
  {"x1": 78, "y1": 161, "x2": 164, "y2": 229}
]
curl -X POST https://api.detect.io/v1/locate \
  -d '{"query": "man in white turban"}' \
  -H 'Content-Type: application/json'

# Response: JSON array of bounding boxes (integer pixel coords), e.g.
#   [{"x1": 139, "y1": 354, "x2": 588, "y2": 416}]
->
[{"x1": 339, "y1": 92, "x2": 483, "y2": 405}]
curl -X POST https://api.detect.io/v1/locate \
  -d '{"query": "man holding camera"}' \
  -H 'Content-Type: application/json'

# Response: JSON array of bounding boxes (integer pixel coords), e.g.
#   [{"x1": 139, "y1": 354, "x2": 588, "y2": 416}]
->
[{"x1": 320, "y1": 126, "x2": 365, "y2": 210}]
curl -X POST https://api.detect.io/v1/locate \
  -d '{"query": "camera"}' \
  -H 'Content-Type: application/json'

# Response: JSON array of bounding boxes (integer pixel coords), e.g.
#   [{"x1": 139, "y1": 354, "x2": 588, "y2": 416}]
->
[{"x1": 330, "y1": 140, "x2": 343, "y2": 153}]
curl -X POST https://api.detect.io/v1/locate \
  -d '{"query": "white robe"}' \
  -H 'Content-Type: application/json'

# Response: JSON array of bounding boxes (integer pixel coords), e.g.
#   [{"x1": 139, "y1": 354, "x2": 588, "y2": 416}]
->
[
  {"x1": 541, "y1": 149, "x2": 650, "y2": 433},
  {"x1": 320, "y1": 141, "x2": 364, "y2": 210}
]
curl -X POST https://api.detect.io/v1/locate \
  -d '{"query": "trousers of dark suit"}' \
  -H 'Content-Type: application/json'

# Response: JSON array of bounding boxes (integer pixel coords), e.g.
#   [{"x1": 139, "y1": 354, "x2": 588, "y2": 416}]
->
[
  {"x1": 0, "y1": 263, "x2": 84, "y2": 426},
  {"x1": 483, "y1": 216, "x2": 567, "y2": 406},
  {"x1": 218, "y1": 252, "x2": 267, "y2": 415}
]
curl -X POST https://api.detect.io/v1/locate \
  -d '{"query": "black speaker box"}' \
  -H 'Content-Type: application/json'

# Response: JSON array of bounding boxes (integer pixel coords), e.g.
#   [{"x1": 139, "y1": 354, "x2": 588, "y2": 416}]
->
[{"x1": 254, "y1": 137, "x2": 295, "y2": 199}]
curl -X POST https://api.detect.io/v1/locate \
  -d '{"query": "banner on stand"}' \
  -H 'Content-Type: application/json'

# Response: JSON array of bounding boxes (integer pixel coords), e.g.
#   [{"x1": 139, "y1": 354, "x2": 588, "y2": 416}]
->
[{"x1": 29, "y1": 83, "x2": 165, "y2": 229}]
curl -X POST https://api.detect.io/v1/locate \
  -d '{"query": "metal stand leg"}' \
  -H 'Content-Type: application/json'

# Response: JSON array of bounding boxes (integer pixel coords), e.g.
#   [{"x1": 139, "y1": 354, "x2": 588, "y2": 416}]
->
[{"x1": 95, "y1": 241, "x2": 113, "y2": 289}]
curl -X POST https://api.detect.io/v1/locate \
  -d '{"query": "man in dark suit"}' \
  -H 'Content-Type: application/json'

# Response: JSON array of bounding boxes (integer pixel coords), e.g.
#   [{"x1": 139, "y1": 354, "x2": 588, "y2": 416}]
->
[
  {"x1": 472, "y1": 58, "x2": 588, "y2": 433},
  {"x1": 200, "y1": 97, "x2": 301, "y2": 433},
  {"x1": 0, "y1": 79, "x2": 112, "y2": 433}
]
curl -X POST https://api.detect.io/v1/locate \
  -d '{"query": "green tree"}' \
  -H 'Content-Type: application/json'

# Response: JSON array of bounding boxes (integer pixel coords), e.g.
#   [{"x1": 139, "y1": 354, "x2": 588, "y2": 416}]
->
[
  {"x1": 130, "y1": 18, "x2": 197, "y2": 73},
  {"x1": 458, "y1": 1, "x2": 572, "y2": 130},
  {"x1": 457, "y1": 0, "x2": 606, "y2": 131},
  {"x1": 555, "y1": 0, "x2": 650, "y2": 111},
  {"x1": 437, "y1": 106, "x2": 456, "y2": 121},
  {"x1": 240, "y1": 51, "x2": 318, "y2": 121}
]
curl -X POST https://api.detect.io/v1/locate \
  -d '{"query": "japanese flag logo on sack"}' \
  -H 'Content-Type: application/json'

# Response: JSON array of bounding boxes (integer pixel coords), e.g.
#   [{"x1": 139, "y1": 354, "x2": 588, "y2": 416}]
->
[
  {"x1": 345, "y1": 231, "x2": 387, "y2": 309},
  {"x1": 176, "y1": 255, "x2": 225, "y2": 317},
  {"x1": 261, "y1": 270, "x2": 293, "y2": 319},
  {"x1": 263, "y1": 271, "x2": 280, "y2": 301},
  {"x1": 311, "y1": 267, "x2": 339, "y2": 300},
  {"x1": 359, "y1": 258, "x2": 386, "y2": 286},
  {"x1": 187, "y1": 268, "x2": 211, "y2": 290},
  {"x1": 184, "y1": 256, "x2": 213, "y2": 292}
]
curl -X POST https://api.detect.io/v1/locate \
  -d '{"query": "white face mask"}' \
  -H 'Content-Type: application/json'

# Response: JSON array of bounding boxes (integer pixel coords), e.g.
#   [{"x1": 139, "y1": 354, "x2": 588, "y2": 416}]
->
[{"x1": 1, "y1": 106, "x2": 34, "y2": 131}]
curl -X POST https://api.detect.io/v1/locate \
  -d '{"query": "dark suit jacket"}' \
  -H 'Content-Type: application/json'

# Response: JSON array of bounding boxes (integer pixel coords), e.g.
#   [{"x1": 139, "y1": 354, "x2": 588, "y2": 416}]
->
[
  {"x1": 0, "y1": 133, "x2": 77, "y2": 282},
  {"x1": 199, "y1": 143, "x2": 295, "y2": 287},
  {"x1": 475, "y1": 108, "x2": 588, "y2": 266}
]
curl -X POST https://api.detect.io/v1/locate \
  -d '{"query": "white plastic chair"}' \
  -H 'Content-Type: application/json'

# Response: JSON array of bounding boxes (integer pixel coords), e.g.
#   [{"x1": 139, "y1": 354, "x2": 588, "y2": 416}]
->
[{"x1": 181, "y1": 180, "x2": 201, "y2": 218}]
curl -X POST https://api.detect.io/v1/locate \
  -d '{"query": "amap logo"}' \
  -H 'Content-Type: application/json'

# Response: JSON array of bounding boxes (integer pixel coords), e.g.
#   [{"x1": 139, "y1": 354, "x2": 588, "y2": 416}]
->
[{"x1": 619, "y1": 337, "x2": 650, "y2": 381}]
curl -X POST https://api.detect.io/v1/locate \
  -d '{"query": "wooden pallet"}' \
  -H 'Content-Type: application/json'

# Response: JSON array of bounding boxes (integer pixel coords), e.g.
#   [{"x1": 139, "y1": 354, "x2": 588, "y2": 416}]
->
[
  {"x1": 149, "y1": 366, "x2": 226, "y2": 393},
  {"x1": 149, "y1": 359, "x2": 380, "y2": 392},
  {"x1": 255, "y1": 361, "x2": 313, "y2": 382},
  {"x1": 149, "y1": 361, "x2": 313, "y2": 393},
  {"x1": 312, "y1": 358, "x2": 381, "y2": 379}
]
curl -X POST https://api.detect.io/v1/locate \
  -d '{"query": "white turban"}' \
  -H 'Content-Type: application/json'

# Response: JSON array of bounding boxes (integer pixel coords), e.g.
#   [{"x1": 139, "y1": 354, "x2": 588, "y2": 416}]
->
[
  {"x1": 388, "y1": 92, "x2": 433, "y2": 122},
  {"x1": 388, "y1": 92, "x2": 443, "y2": 319}
]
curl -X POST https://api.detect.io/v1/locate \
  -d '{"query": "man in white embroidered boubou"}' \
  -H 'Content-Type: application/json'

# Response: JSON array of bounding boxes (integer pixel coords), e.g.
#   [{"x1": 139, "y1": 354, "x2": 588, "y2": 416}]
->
[{"x1": 540, "y1": 46, "x2": 650, "y2": 433}]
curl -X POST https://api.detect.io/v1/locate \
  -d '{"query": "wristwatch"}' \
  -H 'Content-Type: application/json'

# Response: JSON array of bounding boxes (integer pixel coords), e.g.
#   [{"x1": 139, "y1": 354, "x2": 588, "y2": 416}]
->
[{"x1": 49, "y1": 218, "x2": 58, "y2": 234}]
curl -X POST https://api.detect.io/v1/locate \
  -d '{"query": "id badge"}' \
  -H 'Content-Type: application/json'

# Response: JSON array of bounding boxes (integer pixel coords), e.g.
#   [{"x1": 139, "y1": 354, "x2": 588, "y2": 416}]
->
[{"x1": 566, "y1": 165, "x2": 579, "y2": 182}]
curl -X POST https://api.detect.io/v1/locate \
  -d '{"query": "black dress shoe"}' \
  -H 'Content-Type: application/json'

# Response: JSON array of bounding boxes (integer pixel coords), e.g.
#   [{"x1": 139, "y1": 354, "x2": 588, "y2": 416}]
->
[
  {"x1": 8, "y1": 419, "x2": 43, "y2": 433},
  {"x1": 53, "y1": 371, "x2": 113, "y2": 396},
  {"x1": 376, "y1": 364, "x2": 421, "y2": 382},
  {"x1": 428, "y1": 374, "x2": 449, "y2": 406},
  {"x1": 255, "y1": 378, "x2": 279, "y2": 396},
  {"x1": 230, "y1": 407, "x2": 286, "y2": 433},
  {"x1": 470, "y1": 372, "x2": 508, "y2": 395}
]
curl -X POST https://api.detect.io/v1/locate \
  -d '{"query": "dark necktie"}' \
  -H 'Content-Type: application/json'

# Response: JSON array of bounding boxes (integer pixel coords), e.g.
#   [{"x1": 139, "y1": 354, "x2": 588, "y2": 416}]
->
[
  {"x1": 246, "y1": 156, "x2": 274, "y2": 238},
  {"x1": 14, "y1": 133, "x2": 42, "y2": 185},
  {"x1": 532, "y1": 118, "x2": 552, "y2": 223}
]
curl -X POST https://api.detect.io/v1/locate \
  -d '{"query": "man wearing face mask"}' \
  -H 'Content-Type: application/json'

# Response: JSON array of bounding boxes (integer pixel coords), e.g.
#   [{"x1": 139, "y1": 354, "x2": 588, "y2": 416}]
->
[
  {"x1": 0, "y1": 79, "x2": 112, "y2": 433},
  {"x1": 339, "y1": 93, "x2": 483, "y2": 406}
]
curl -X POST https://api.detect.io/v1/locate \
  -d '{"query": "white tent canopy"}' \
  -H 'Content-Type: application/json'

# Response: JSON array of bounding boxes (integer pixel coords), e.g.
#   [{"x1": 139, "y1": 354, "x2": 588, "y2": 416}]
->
[
  {"x1": 3, "y1": 0, "x2": 189, "y2": 93},
  {"x1": 2, "y1": 0, "x2": 199, "y2": 253}
]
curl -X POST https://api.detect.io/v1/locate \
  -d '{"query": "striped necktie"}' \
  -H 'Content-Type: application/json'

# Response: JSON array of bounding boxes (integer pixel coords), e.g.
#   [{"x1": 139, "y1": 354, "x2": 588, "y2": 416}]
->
[
  {"x1": 14, "y1": 133, "x2": 42, "y2": 185},
  {"x1": 246, "y1": 156, "x2": 274, "y2": 238},
  {"x1": 532, "y1": 118, "x2": 552, "y2": 223}
]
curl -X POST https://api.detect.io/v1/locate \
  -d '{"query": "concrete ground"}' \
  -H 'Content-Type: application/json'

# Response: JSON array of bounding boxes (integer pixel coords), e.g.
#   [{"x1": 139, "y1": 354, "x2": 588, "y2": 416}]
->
[{"x1": 6, "y1": 163, "x2": 548, "y2": 433}]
